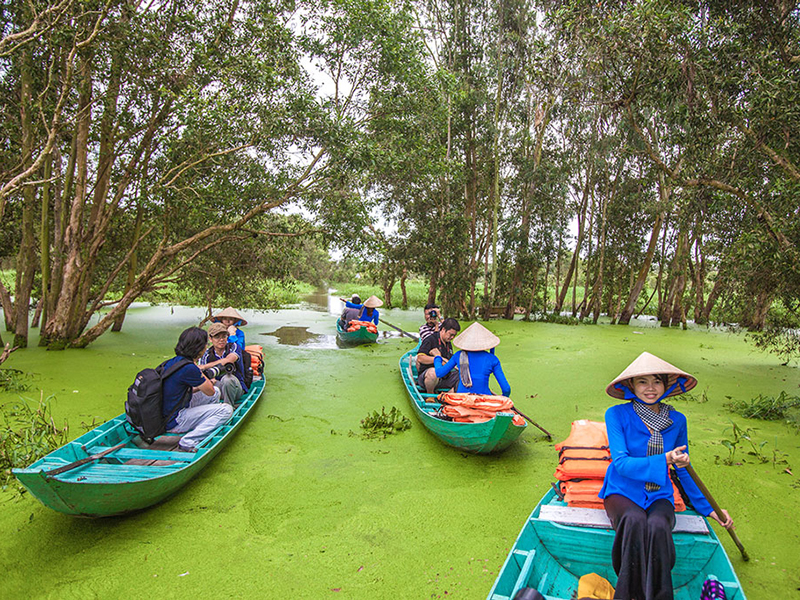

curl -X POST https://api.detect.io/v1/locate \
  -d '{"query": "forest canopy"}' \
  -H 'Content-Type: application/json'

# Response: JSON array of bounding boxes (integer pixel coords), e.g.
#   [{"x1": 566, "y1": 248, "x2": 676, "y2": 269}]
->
[{"x1": 2, "y1": 0, "x2": 799, "y2": 352}]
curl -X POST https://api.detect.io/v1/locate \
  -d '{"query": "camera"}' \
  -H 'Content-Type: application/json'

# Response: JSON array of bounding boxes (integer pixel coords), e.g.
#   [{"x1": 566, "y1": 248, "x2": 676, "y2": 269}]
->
[
  {"x1": 429, "y1": 309, "x2": 438, "y2": 319},
  {"x1": 202, "y1": 362, "x2": 235, "y2": 379}
]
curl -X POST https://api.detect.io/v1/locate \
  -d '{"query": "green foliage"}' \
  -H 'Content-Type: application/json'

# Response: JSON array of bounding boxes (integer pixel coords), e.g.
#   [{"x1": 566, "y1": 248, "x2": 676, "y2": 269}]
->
[
  {"x1": 532, "y1": 312, "x2": 592, "y2": 326},
  {"x1": 352, "y1": 406, "x2": 411, "y2": 440},
  {"x1": 0, "y1": 396, "x2": 69, "y2": 491},
  {"x1": 0, "y1": 270, "x2": 14, "y2": 293},
  {"x1": 716, "y1": 421, "x2": 768, "y2": 466},
  {"x1": 0, "y1": 368, "x2": 31, "y2": 393},
  {"x1": 725, "y1": 392, "x2": 800, "y2": 429}
]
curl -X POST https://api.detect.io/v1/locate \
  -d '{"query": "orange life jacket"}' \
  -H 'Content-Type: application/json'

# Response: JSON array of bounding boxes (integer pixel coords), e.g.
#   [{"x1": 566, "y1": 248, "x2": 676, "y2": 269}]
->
[
  {"x1": 554, "y1": 419, "x2": 686, "y2": 512},
  {"x1": 244, "y1": 344, "x2": 264, "y2": 375},
  {"x1": 346, "y1": 320, "x2": 378, "y2": 333},
  {"x1": 437, "y1": 393, "x2": 525, "y2": 426}
]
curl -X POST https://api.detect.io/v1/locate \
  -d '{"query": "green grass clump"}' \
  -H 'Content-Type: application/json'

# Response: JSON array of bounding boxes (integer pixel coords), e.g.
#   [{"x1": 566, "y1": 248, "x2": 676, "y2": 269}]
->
[
  {"x1": 354, "y1": 406, "x2": 412, "y2": 439},
  {"x1": 725, "y1": 391, "x2": 800, "y2": 424},
  {"x1": 0, "y1": 368, "x2": 30, "y2": 393},
  {"x1": 1, "y1": 395, "x2": 69, "y2": 490}
]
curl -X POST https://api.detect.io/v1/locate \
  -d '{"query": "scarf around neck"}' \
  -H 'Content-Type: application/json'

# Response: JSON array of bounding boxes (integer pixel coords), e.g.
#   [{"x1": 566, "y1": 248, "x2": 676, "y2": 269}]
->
[{"x1": 632, "y1": 401, "x2": 674, "y2": 491}]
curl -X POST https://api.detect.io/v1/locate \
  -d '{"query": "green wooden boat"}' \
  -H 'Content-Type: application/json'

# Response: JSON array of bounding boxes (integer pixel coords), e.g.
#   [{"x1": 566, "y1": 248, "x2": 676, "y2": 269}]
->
[
  {"x1": 399, "y1": 344, "x2": 526, "y2": 453},
  {"x1": 487, "y1": 488, "x2": 746, "y2": 600},
  {"x1": 336, "y1": 318, "x2": 378, "y2": 345},
  {"x1": 13, "y1": 378, "x2": 264, "y2": 517}
]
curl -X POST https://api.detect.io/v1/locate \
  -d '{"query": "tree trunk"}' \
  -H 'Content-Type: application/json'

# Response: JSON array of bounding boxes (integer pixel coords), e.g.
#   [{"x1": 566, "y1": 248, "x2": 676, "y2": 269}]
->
[
  {"x1": 661, "y1": 230, "x2": 688, "y2": 327},
  {"x1": 555, "y1": 172, "x2": 591, "y2": 313},
  {"x1": 400, "y1": 268, "x2": 408, "y2": 310},
  {"x1": 13, "y1": 41, "x2": 38, "y2": 348},
  {"x1": 618, "y1": 211, "x2": 665, "y2": 325},
  {"x1": 700, "y1": 275, "x2": 724, "y2": 325},
  {"x1": 427, "y1": 269, "x2": 438, "y2": 306},
  {"x1": 112, "y1": 202, "x2": 143, "y2": 332}
]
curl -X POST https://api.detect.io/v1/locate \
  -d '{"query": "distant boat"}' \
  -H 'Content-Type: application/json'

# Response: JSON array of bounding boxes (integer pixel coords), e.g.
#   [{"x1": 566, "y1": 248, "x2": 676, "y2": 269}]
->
[
  {"x1": 13, "y1": 379, "x2": 264, "y2": 517},
  {"x1": 487, "y1": 488, "x2": 746, "y2": 600},
  {"x1": 399, "y1": 344, "x2": 526, "y2": 453},
  {"x1": 336, "y1": 319, "x2": 378, "y2": 345}
]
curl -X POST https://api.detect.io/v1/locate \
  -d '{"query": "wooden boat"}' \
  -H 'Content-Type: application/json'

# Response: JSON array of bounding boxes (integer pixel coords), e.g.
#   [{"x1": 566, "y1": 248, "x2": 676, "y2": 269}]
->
[
  {"x1": 399, "y1": 344, "x2": 526, "y2": 453},
  {"x1": 336, "y1": 318, "x2": 378, "y2": 345},
  {"x1": 487, "y1": 488, "x2": 746, "y2": 600},
  {"x1": 13, "y1": 378, "x2": 264, "y2": 517}
]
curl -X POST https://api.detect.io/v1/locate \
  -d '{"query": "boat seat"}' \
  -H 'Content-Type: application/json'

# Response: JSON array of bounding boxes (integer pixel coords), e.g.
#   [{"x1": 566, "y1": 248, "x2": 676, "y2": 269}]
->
[{"x1": 538, "y1": 505, "x2": 709, "y2": 534}]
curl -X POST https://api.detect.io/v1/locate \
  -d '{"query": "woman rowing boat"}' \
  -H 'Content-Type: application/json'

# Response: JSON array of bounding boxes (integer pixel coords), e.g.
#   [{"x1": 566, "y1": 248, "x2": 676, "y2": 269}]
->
[
  {"x1": 433, "y1": 322, "x2": 510, "y2": 397},
  {"x1": 600, "y1": 352, "x2": 734, "y2": 600}
]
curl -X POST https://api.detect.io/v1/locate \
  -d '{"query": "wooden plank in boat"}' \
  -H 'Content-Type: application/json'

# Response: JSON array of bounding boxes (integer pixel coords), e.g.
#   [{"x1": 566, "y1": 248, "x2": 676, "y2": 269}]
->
[
  {"x1": 127, "y1": 435, "x2": 184, "y2": 465},
  {"x1": 538, "y1": 505, "x2": 708, "y2": 534}
]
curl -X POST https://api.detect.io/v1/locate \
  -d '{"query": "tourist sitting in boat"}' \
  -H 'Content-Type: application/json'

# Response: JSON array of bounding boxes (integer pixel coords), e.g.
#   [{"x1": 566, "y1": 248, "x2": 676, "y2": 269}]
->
[
  {"x1": 164, "y1": 327, "x2": 233, "y2": 453},
  {"x1": 433, "y1": 322, "x2": 510, "y2": 397},
  {"x1": 338, "y1": 294, "x2": 363, "y2": 328},
  {"x1": 416, "y1": 318, "x2": 460, "y2": 393},
  {"x1": 600, "y1": 352, "x2": 734, "y2": 600},
  {"x1": 211, "y1": 306, "x2": 247, "y2": 348},
  {"x1": 340, "y1": 294, "x2": 383, "y2": 325},
  {"x1": 419, "y1": 303, "x2": 442, "y2": 341},
  {"x1": 199, "y1": 322, "x2": 248, "y2": 405}
]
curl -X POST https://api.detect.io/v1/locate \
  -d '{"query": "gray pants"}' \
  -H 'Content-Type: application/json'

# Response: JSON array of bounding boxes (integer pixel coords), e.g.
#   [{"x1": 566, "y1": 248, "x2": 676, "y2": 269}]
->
[
  {"x1": 168, "y1": 387, "x2": 233, "y2": 449},
  {"x1": 215, "y1": 373, "x2": 244, "y2": 405}
]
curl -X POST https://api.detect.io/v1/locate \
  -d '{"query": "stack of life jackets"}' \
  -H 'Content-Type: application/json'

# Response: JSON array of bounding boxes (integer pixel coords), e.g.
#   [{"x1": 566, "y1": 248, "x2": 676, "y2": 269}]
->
[
  {"x1": 554, "y1": 419, "x2": 686, "y2": 511},
  {"x1": 436, "y1": 393, "x2": 525, "y2": 426},
  {"x1": 245, "y1": 344, "x2": 264, "y2": 379},
  {"x1": 346, "y1": 320, "x2": 378, "y2": 334}
]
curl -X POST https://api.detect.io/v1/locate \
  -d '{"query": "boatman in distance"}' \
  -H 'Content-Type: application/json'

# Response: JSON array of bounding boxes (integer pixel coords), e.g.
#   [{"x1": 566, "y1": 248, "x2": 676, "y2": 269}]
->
[
  {"x1": 419, "y1": 303, "x2": 442, "y2": 341},
  {"x1": 416, "y1": 318, "x2": 461, "y2": 393}
]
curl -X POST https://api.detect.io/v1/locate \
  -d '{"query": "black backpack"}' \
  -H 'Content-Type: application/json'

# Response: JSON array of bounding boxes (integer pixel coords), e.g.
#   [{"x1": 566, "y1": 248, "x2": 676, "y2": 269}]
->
[{"x1": 125, "y1": 358, "x2": 192, "y2": 444}]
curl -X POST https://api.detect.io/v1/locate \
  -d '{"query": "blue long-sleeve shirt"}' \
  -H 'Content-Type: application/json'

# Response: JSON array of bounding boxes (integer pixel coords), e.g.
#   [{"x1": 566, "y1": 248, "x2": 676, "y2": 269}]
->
[
  {"x1": 599, "y1": 402, "x2": 713, "y2": 516},
  {"x1": 433, "y1": 350, "x2": 511, "y2": 397},
  {"x1": 344, "y1": 300, "x2": 379, "y2": 325}
]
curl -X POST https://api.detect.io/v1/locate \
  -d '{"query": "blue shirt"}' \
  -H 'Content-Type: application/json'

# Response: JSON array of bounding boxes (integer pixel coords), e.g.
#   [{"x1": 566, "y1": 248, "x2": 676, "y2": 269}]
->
[
  {"x1": 433, "y1": 350, "x2": 511, "y2": 397},
  {"x1": 600, "y1": 402, "x2": 713, "y2": 516},
  {"x1": 228, "y1": 328, "x2": 245, "y2": 348},
  {"x1": 161, "y1": 356, "x2": 204, "y2": 430},
  {"x1": 344, "y1": 300, "x2": 379, "y2": 325}
]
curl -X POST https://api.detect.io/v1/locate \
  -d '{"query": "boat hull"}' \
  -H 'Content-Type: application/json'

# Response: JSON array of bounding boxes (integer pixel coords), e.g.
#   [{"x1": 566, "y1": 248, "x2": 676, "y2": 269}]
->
[
  {"x1": 336, "y1": 320, "x2": 378, "y2": 345},
  {"x1": 487, "y1": 488, "x2": 746, "y2": 600},
  {"x1": 13, "y1": 379, "x2": 264, "y2": 517},
  {"x1": 399, "y1": 345, "x2": 525, "y2": 454}
]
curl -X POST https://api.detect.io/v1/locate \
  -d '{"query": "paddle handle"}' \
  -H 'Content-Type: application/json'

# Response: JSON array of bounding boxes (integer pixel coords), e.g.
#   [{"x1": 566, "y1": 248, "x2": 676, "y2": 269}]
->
[
  {"x1": 685, "y1": 464, "x2": 749, "y2": 561},
  {"x1": 46, "y1": 440, "x2": 128, "y2": 477},
  {"x1": 512, "y1": 407, "x2": 552, "y2": 440},
  {"x1": 379, "y1": 318, "x2": 419, "y2": 341}
]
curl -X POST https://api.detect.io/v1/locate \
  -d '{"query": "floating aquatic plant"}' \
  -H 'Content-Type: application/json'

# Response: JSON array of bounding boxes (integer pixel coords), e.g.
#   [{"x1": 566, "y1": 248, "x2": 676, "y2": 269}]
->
[{"x1": 354, "y1": 406, "x2": 411, "y2": 439}]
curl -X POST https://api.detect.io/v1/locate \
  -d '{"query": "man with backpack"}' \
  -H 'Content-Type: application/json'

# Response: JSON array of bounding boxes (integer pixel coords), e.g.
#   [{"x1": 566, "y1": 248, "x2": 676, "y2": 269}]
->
[{"x1": 163, "y1": 327, "x2": 233, "y2": 452}]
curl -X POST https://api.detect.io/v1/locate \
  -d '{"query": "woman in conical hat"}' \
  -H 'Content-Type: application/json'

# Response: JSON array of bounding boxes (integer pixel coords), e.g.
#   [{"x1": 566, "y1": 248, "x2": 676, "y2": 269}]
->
[
  {"x1": 341, "y1": 294, "x2": 383, "y2": 325},
  {"x1": 211, "y1": 307, "x2": 247, "y2": 348},
  {"x1": 600, "y1": 352, "x2": 734, "y2": 600},
  {"x1": 432, "y1": 322, "x2": 510, "y2": 396}
]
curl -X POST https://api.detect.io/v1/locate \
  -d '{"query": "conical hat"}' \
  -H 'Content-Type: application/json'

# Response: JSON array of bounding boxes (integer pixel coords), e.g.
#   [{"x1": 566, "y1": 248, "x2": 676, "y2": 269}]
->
[
  {"x1": 605, "y1": 352, "x2": 697, "y2": 399},
  {"x1": 452, "y1": 322, "x2": 500, "y2": 351},
  {"x1": 212, "y1": 307, "x2": 247, "y2": 326},
  {"x1": 363, "y1": 295, "x2": 383, "y2": 308}
]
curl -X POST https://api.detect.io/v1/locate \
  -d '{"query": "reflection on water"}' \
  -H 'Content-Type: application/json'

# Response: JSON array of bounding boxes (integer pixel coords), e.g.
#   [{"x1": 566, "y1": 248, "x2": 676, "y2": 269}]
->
[
  {"x1": 262, "y1": 326, "x2": 338, "y2": 348},
  {"x1": 298, "y1": 288, "x2": 344, "y2": 315},
  {"x1": 261, "y1": 325, "x2": 404, "y2": 348}
]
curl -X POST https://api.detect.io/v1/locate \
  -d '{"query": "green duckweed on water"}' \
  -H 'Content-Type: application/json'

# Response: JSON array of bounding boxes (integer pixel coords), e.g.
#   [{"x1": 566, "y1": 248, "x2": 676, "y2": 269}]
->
[{"x1": 1, "y1": 304, "x2": 799, "y2": 598}]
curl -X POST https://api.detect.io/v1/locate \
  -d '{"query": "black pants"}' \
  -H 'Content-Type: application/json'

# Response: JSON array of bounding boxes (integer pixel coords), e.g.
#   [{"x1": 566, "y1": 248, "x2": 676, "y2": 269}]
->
[{"x1": 604, "y1": 494, "x2": 676, "y2": 600}]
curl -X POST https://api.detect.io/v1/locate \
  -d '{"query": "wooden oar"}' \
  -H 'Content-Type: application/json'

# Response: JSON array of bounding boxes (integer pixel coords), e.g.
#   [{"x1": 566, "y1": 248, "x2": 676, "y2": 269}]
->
[
  {"x1": 45, "y1": 440, "x2": 129, "y2": 477},
  {"x1": 685, "y1": 464, "x2": 749, "y2": 561},
  {"x1": 379, "y1": 318, "x2": 419, "y2": 341},
  {"x1": 511, "y1": 406, "x2": 553, "y2": 440}
]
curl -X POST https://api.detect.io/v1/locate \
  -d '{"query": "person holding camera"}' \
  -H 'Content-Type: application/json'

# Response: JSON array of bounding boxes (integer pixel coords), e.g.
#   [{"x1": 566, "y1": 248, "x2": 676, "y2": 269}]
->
[
  {"x1": 163, "y1": 327, "x2": 233, "y2": 453},
  {"x1": 416, "y1": 318, "x2": 461, "y2": 393},
  {"x1": 419, "y1": 303, "x2": 442, "y2": 341},
  {"x1": 199, "y1": 322, "x2": 248, "y2": 406}
]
